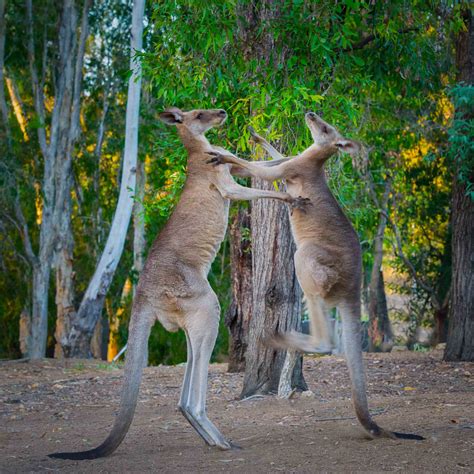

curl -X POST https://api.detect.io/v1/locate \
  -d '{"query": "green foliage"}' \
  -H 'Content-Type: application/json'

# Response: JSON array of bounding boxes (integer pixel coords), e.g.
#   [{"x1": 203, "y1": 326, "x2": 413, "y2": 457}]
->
[
  {"x1": 448, "y1": 83, "x2": 474, "y2": 198},
  {"x1": 143, "y1": 0, "x2": 457, "y2": 328},
  {"x1": 0, "y1": 0, "x2": 469, "y2": 360}
]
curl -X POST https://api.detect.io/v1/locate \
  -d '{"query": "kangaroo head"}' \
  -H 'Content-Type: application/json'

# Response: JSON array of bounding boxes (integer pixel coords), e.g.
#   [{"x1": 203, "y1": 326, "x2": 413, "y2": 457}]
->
[
  {"x1": 159, "y1": 107, "x2": 227, "y2": 136},
  {"x1": 305, "y1": 112, "x2": 360, "y2": 157}
]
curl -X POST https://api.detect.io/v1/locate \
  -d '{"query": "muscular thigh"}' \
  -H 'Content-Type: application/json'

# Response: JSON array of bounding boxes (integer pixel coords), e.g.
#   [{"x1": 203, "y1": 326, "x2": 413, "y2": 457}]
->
[{"x1": 294, "y1": 245, "x2": 339, "y2": 298}]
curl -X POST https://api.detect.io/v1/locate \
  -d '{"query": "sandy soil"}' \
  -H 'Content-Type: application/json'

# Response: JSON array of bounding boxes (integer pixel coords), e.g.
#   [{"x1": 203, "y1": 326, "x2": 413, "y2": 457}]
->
[{"x1": 1, "y1": 350, "x2": 473, "y2": 473}]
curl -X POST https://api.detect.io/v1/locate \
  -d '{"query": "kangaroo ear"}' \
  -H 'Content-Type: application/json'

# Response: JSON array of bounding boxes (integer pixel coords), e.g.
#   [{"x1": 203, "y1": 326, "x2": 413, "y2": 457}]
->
[
  {"x1": 335, "y1": 139, "x2": 360, "y2": 156},
  {"x1": 159, "y1": 107, "x2": 184, "y2": 125}
]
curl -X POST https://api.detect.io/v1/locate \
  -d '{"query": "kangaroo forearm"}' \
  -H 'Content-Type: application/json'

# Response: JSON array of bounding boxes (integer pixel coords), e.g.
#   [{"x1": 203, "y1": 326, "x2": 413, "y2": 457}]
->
[
  {"x1": 230, "y1": 157, "x2": 289, "y2": 172},
  {"x1": 257, "y1": 157, "x2": 293, "y2": 167},
  {"x1": 225, "y1": 186, "x2": 290, "y2": 203},
  {"x1": 242, "y1": 161, "x2": 287, "y2": 181},
  {"x1": 229, "y1": 165, "x2": 251, "y2": 178},
  {"x1": 223, "y1": 155, "x2": 287, "y2": 181}
]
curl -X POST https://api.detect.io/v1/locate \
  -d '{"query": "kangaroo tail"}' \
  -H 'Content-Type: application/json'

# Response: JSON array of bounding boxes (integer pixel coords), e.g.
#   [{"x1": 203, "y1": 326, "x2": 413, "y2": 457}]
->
[
  {"x1": 340, "y1": 304, "x2": 424, "y2": 443},
  {"x1": 49, "y1": 312, "x2": 152, "y2": 460},
  {"x1": 392, "y1": 432, "x2": 425, "y2": 440}
]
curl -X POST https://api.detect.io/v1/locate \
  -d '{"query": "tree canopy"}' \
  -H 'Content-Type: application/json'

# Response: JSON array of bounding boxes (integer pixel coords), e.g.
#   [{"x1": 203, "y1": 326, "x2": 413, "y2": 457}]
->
[{"x1": 0, "y1": 0, "x2": 472, "y2": 362}]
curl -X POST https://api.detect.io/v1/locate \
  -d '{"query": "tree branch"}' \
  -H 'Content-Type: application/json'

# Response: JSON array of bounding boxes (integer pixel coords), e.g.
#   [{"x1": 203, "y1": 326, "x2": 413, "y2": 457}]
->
[
  {"x1": 385, "y1": 209, "x2": 440, "y2": 308},
  {"x1": 13, "y1": 193, "x2": 38, "y2": 267},
  {"x1": 70, "y1": 0, "x2": 92, "y2": 144},
  {"x1": 25, "y1": 0, "x2": 48, "y2": 158},
  {"x1": 0, "y1": 0, "x2": 10, "y2": 141},
  {"x1": 359, "y1": 153, "x2": 440, "y2": 309},
  {"x1": 339, "y1": 27, "x2": 419, "y2": 54}
]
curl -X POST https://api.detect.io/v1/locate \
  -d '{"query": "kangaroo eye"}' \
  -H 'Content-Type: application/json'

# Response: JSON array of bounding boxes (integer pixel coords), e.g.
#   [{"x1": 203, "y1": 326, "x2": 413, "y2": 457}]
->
[
  {"x1": 322, "y1": 126, "x2": 329, "y2": 134},
  {"x1": 197, "y1": 113, "x2": 203, "y2": 120}
]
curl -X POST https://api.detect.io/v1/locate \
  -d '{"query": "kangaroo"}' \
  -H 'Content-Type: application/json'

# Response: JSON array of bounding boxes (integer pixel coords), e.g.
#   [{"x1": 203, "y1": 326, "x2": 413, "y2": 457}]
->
[
  {"x1": 49, "y1": 107, "x2": 309, "y2": 460},
  {"x1": 207, "y1": 112, "x2": 424, "y2": 441}
]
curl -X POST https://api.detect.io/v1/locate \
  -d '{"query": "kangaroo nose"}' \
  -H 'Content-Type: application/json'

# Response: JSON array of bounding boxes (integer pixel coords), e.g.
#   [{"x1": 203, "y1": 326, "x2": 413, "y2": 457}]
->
[
  {"x1": 306, "y1": 111, "x2": 316, "y2": 120},
  {"x1": 218, "y1": 109, "x2": 227, "y2": 116}
]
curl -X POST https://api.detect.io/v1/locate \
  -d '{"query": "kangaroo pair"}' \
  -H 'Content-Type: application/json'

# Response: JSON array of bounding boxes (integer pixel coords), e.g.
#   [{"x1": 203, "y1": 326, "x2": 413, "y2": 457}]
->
[
  {"x1": 50, "y1": 108, "x2": 421, "y2": 460},
  {"x1": 49, "y1": 107, "x2": 309, "y2": 460}
]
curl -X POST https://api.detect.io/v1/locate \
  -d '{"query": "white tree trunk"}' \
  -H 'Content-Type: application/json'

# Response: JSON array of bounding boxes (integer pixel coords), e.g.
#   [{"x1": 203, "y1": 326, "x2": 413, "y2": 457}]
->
[{"x1": 66, "y1": 0, "x2": 146, "y2": 357}]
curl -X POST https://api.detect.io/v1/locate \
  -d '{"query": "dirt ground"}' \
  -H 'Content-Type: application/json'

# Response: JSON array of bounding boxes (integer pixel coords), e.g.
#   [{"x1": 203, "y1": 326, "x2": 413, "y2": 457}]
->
[{"x1": 1, "y1": 350, "x2": 473, "y2": 473}]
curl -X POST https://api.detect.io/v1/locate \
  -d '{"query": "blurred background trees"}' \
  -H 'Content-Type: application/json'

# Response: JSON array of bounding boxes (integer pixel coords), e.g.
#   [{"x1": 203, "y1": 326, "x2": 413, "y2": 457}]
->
[{"x1": 0, "y1": 1, "x2": 472, "y2": 370}]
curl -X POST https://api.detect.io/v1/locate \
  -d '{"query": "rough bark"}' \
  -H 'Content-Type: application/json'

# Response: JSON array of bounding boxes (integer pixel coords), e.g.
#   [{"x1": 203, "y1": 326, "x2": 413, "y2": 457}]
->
[
  {"x1": 278, "y1": 349, "x2": 298, "y2": 398},
  {"x1": 226, "y1": 206, "x2": 252, "y2": 372},
  {"x1": 241, "y1": 178, "x2": 306, "y2": 397},
  {"x1": 368, "y1": 180, "x2": 393, "y2": 352},
  {"x1": 238, "y1": 0, "x2": 305, "y2": 396},
  {"x1": 65, "y1": 0, "x2": 145, "y2": 357},
  {"x1": 53, "y1": 0, "x2": 91, "y2": 358},
  {"x1": 19, "y1": 308, "x2": 30, "y2": 357},
  {"x1": 54, "y1": 186, "x2": 76, "y2": 359},
  {"x1": 434, "y1": 302, "x2": 449, "y2": 344},
  {"x1": 445, "y1": 183, "x2": 474, "y2": 360},
  {"x1": 445, "y1": 8, "x2": 474, "y2": 362},
  {"x1": 30, "y1": 264, "x2": 51, "y2": 357},
  {"x1": 24, "y1": 0, "x2": 67, "y2": 358},
  {"x1": 91, "y1": 311, "x2": 109, "y2": 360}
]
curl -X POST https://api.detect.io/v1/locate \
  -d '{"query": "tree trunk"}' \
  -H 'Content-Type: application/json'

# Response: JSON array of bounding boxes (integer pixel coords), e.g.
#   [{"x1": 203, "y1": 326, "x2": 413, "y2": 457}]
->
[
  {"x1": 22, "y1": 0, "x2": 57, "y2": 358},
  {"x1": 368, "y1": 267, "x2": 393, "y2": 352},
  {"x1": 65, "y1": 0, "x2": 145, "y2": 357},
  {"x1": 368, "y1": 179, "x2": 393, "y2": 352},
  {"x1": 91, "y1": 311, "x2": 110, "y2": 360},
  {"x1": 52, "y1": 0, "x2": 91, "y2": 358},
  {"x1": 278, "y1": 349, "x2": 298, "y2": 398},
  {"x1": 237, "y1": 0, "x2": 305, "y2": 396},
  {"x1": 19, "y1": 308, "x2": 31, "y2": 357},
  {"x1": 241, "y1": 178, "x2": 306, "y2": 397},
  {"x1": 434, "y1": 303, "x2": 449, "y2": 345},
  {"x1": 226, "y1": 206, "x2": 252, "y2": 372},
  {"x1": 445, "y1": 8, "x2": 474, "y2": 362},
  {"x1": 445, "y1": 182, "x2": 474, "y2": 360},
  {"x1": 29, "y1": 264, "x2": 51, "y2": 358},
  {"x1": 53, "y1": 186, "x2": 76, "y2": 358}
]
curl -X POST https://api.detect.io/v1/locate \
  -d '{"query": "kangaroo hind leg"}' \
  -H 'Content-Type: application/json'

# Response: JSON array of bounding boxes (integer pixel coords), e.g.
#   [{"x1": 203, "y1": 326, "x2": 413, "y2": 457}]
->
[
  {"x1": 269, "y1": 296, "x2": 332, "y2": 355},
  {"x1": 179, "y1": 295, "x2": 232, "y2": 450}
]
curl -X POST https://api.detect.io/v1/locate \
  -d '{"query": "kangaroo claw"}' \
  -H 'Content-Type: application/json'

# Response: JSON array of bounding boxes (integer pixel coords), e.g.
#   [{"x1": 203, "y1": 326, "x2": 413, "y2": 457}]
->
[{"x1": 206, "y1": 152, "x2": 225, "y2": 166}]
